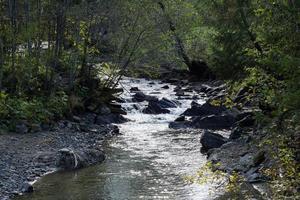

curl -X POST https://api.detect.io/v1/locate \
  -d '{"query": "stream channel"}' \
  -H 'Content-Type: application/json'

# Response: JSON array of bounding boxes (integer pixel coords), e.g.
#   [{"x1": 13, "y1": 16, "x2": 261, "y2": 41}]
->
[{"x1": 15, "y1": 77, "x2": 222, "y2": 200}]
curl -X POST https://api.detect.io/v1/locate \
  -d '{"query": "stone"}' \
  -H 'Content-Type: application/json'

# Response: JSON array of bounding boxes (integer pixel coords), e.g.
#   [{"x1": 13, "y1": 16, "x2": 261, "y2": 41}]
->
[
  {"x1": 175, "y1": 116, "x2": 185, "y2": 122},
  {"x1": 157, "y1": 98, "x2": 178, "y2": 108},
  {"x1": 57, "y1": 148, "x2": 105, "y2": 170},
  {"x1": 130, "y1": 87, "x2": 140, "y2": 92},
  {"x1": 169, "y1": 121, "x2": 191, "y2": 129},
  {"x1": 72, "y1": 116, "x2": 81, "y2": 123},
  {"x1": 132, "y1": 92, "x2": 158, "y2": 102},
  {"x1": 20, "y1": 182, "x2": 33, "y2": 193},
  {"x1": 95, "y1": 114, "x2": 128, "y2": 125},
  {"x1": 236, "y1": 115, "x2": 255, "y2": 127},
  {"x1": 191, "y1": 114, "x2": 236, "y2": 129},
  {"x1": 98, "y1": 105, "x2": 111, "y2": 115},
  {"x1": 200, "y1": 130, "x2": 228, "y2": 151},
  {"x1": 253, "y1": 151, "x2": 265, "y2": 167},
  {"x1": 229, "y1": 127, "x2": 243, "y2": 140},
  {"x1": 30, "y1": 123, "x2": 42, "y2": 133},
  {"x1": 161, "y1": 85, "x2": 169, "y2": 89},
  {"x1": 182, "y1": 101, "x2": 227, "y2": 116},
  {"x1": 15, "y1": 122, "x2": 29, "y2": 134},
  {"x1": 142, "y1": 101, "x2": 170, "y2": 114}
]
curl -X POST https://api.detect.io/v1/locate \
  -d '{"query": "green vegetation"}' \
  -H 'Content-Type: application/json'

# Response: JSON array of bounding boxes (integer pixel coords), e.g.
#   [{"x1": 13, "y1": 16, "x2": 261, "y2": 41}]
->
[{"x1": 0, "y1": 0, "x2": 299, "y2": 198}]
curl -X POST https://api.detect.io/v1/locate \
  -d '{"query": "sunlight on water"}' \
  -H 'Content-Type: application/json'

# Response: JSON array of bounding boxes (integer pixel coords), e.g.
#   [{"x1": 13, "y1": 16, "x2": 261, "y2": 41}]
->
[{"x1": 15, "y1": 77, "x2": 219, "y2": 200}]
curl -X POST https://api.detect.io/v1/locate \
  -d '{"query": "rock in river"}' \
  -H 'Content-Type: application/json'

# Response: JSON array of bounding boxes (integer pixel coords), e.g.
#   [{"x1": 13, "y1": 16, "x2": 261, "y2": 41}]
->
[
  {"x1": 200, "y1": 130, "x2": 228, "y2": 151},
  {"x1": 57, "y1": 148, "x2": 105, "y2": 170},
  {"x1": 191, "y1": 114, "x2": 236, "y2": 129},
  {"x1": 182, "y1": 102, "x2": 227, "y2": 116},
  {"x1": 143, "y1": 101, "x2": 170, "y2": 114},
  {"x1": 132, "y1": 91, "x2": 158, "y2": 102}
]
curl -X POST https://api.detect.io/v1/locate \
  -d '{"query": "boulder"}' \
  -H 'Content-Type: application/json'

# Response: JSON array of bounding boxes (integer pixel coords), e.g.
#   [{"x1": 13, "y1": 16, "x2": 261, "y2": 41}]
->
[
  {"x1": 157, "y1": 98, "x2": 178, "y2": 108},
  {"x1": 57, "y1": 148, "x2": 105, "y2": 170},
  {"x1": 191, "y1": 114, "x2": 236, "y2": 129},
  {"x1": 95, "y1": 114, "x2": 128, "y2": 124},
  {"x1": 20, "y1": 182, "x2": 33, "y2": 193},
  {"x1": 142, "y1": 101, "x2": 170, "y2": 114},
  {"x1": 236, "y1": 115, "x2": 255, "y2": 127},
  {"x1": 182, "y1": 102, "x2": 227, "y2": 116},
  {"x1": 98, "y1": 105, "x2": 111, "y2": 115},
  {"x1": 229, "y1": 126, "x2": 243, "y2": 140},
  {"x1": 200, "y1": 130, "x2": 227, "y2": 151},
  {"x1": 132, "y1": 92, "x2": 158, "y2": 102},
  {"x1": 169, "y1": 121, "x2": 191, "y2": 129},
  {"x1": 15, "y1": 122, "x2": 29, "y2": 134},
  {"x1": 130, "y1": 87, "x2": 140, "y2": 92},
  {"x1": 175, "y1": 116, "x2": 185, "y2": 122},
  {"x1": 161, "y1": 85, "x2": 169, "y2": 89}
]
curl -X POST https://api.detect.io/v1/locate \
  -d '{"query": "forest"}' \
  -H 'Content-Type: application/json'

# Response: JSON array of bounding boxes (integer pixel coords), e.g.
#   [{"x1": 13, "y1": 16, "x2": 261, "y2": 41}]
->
[{"x1": 0, "y1": 0, "x2": 299, "y2": 200}]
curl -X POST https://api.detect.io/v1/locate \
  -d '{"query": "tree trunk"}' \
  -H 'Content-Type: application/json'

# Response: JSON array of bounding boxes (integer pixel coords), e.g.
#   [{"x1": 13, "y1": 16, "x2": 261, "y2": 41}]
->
[
  {"x1": 24, "y1": 0, "x2": 32, "y2": 55},
  {"x1": 0, "y1": 37, "x2": 4, "y2": 90},
  {"x1": 157, "y1": 2, "x2": 192, "y2": 69}
]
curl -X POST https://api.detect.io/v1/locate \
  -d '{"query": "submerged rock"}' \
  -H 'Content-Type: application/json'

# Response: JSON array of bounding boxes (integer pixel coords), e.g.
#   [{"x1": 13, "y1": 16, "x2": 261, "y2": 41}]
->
[{"x1": 200, "y1": 130, "x2": 227, "y2": 151}]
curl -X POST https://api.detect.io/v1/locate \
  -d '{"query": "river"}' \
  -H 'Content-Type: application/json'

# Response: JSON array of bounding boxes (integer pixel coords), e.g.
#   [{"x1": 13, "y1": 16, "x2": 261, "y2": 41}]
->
[{"x1": 15, "y1": 78, "x2": 220, "y2": 200}]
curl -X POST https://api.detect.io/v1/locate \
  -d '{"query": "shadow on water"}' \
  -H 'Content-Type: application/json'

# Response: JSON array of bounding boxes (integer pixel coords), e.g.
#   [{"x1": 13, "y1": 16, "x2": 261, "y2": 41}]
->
[{"x1": 15, "y1": 78, "x2": 220, "y2": 200}]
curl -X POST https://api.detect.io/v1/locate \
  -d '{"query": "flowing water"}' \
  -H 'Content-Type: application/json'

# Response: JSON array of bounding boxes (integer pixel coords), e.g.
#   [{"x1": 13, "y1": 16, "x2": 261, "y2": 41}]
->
[{"x1": 15, "y1": 78, "x2": 220, "y2": 200}]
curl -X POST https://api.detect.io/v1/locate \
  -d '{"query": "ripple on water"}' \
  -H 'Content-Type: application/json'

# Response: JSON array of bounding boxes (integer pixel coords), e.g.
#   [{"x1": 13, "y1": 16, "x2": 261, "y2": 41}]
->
[{"x1": 15, "y1": 77, "x2": 219, "y2": 200}]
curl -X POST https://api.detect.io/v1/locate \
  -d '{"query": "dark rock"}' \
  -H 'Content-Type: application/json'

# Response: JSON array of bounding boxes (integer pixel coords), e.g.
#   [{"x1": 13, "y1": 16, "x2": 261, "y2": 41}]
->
[
  {"x1": 191, "y1": 114, "x2": 236, "y2": 129},
  {"x1": 72, "y1": 116, "x2": 81, "y2": 123},
  {"x1": 20, "y1": 182, "x2": 33, "y2": 193},
  {"x1": 30, "y1": 123, "x2": 42, "y2": 133},
  {"x1": 95, "y1": 114, "x2": 128, "y2": 124},
  {"x1": 246, "y1": 172, "x2": 265, "y2": 183},
  {"x1": 130, "y1": 87, "x2": 140, "y2": 92},
  {"x1": 182, "y1": 102, "x2": 227, "y2": 116},
  {"x1": 132, "y1": 92, "x2": 158, "y2": 102},
  {"x1": 229, "y1": 127, "x2": 243, "y2": 140},
  {"x1": 200, "y1": 130, "x2": 227, "y2": 151},
  {"x1": 157, "y1": 98, "x2": 178, "y2": 108},
  {"x1": 109, "y1": 104, "x2": 127, "y2": 115},
  {"x1": 142, "y1": 101, "x2": 170, "y2": 114},
  {"x1": 169, "y1": 121, "x2": 191, "y2": 129},
  {"x1": 161, "y1": 85, "x2": 169, "y2": 89},
  {"x1": 236, "y1": 115, "x2": 255, "y2": 127},
  {"x1": 175, "y1": 91, "x2": 185, "y2": 96},
  {"x1": 175, "y1": 116, "x2": 185, "y2": 122},
  {"x1": 148, "y1": 82, "x2": 155, "y2": 85},
  {"x1": 115, "y1": 97, "x2": 126, "y2": 103},
  {"x1": 253, "y1": 151, "x2": 265, "y2": 167},
  {"x1": 57, "y1": 148, "x2": 105, "y2": 170},
  {"x1": 15, "y1": 122, "x2": 29, "y2": 134},
  {"x1": 98, "y1": 105, "x2": 111, "y2": 115}
]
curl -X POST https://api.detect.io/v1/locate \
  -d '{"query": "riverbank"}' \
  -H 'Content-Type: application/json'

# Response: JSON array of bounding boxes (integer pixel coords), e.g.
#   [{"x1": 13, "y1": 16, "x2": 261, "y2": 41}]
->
[
  {"x1": 162, "y1": 75, "x2": 272, "y2": 199},
  {"x1": 0, "y1": 75, "x2": 283, "y2": 200},
  {"x1": 0, "y1": 106, "x2": 128, "y2": 200}
]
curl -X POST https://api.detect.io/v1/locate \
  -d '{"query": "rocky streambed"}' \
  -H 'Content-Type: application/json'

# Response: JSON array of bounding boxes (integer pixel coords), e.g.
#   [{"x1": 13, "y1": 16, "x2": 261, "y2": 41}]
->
[{"x1": 1, "y1": 76, "x2": 269, "y2": 200}]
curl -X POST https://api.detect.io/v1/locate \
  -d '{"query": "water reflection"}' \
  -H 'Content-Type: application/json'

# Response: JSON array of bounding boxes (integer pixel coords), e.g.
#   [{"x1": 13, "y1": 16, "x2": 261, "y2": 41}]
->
[{"x1": 15, "y1": 78, "x2": 218, "y2": 200}]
